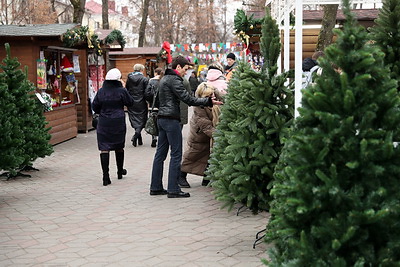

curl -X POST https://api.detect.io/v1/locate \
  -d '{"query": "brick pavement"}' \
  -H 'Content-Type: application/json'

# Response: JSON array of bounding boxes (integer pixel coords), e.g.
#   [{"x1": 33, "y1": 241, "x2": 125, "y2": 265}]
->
[{"x1": 0, "y1": 110, "x2": 270, "y2": 266}]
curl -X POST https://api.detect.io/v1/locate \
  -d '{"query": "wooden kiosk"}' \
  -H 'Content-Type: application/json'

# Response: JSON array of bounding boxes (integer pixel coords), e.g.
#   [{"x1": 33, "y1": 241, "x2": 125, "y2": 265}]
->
[
  {"x1": 0, "y1": 24, "x2": 102, "y2": 144},
  {"x1": 109, "y1": 47, "x2": 165, "y2": 79}
]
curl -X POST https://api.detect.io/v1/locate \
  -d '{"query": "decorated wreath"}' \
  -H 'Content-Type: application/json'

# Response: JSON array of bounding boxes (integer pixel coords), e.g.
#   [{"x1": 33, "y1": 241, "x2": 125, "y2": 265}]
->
[
  {"x1": 61, "y1": 26, "x2": 103, "y2": 55},
  {"x1": 234, "y1": 9, "x2": 263, "y2": 43}
]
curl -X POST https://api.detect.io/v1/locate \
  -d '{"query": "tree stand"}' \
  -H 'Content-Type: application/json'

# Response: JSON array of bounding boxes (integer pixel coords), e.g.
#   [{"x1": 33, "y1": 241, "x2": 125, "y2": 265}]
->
[
  {"x1": 0, "y1": 165, "x2": 40, "y2": 180},
  {"x1": 253, "y1": 228, "x2": 266, "y2": 249},
  {"x1": 236, "y1": 205, "x2": 247, "y2": 216}
]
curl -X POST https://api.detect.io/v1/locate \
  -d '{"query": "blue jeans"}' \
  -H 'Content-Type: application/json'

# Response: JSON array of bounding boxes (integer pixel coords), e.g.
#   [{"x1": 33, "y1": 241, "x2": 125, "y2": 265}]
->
[{"x1": 150, "y1": 118, "x2": 182, "y2": 193}]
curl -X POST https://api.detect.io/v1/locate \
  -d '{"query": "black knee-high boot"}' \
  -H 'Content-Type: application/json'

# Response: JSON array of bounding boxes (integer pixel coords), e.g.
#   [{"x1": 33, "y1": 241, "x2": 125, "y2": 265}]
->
[
  {"x1": 115, "y1": 150, "x2": 127, "y2": 179},
  {"x1": 100, "y1": 153, "x2": 111, "y2": 186},
  {"x1": 138, "y1": 133, "x2": 143, "y2": 146}
]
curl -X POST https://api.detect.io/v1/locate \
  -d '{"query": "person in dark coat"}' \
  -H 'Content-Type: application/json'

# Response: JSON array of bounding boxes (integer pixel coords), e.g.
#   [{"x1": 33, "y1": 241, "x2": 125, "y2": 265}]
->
[
  {"x1": 92, "y1": 68, "x2": 134, "y2": 186},
  {"x1": 179, "y1": 77, "x2": 191, "y2": 129},
  {"x1": 126, "y1": 64, "x2": 149, "y2": 147},
  {"x1": 188, "y1": 71, "x2": 200, "y2": 95},
  {"x1": 302, "y1": 50, "x2": 325, "y2": 71},
  {"x1": 225, "y1": 52, "x2": 238, "y2": 82},
  {"x1": 149, "y1": 56, "x2": 222, "y2": 198},
  {"x1": 145, "y1": 67, "x2": 164, "y2": 147}
]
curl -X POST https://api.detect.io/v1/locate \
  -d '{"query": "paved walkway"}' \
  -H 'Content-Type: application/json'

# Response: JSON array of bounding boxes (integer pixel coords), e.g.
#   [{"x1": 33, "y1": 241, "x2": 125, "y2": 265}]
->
[{"x1": 0, "y1": 110, "x2": 270, "y2": 266}]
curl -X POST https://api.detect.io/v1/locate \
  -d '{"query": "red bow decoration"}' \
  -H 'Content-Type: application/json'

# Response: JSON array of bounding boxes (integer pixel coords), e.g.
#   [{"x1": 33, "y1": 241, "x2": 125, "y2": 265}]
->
[{"x1": 162, "y1": 41, "x2": 172, "y2": 64}]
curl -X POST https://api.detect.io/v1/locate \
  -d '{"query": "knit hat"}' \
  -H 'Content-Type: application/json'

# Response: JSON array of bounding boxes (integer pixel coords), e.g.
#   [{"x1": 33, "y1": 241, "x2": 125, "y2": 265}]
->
[
  {"x1": 227, "y1": 53, "x2": 236, "y2": 60},
  {"x1": 105, "y1": 68, "x2": 122, "y2": 80}
]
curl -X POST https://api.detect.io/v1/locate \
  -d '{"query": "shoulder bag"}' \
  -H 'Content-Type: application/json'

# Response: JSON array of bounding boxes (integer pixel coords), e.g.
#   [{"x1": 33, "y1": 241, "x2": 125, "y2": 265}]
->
[{"x1": 145, "y1": 89, "x2": 159, "y2": 136}]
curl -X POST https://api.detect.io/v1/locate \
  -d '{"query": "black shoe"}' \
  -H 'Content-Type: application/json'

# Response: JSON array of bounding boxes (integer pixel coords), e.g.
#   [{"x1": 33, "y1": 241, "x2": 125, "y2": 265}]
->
[
  {"x1": 103, "y1": 177, "x2": 111, "y2": 186},
  {"x1": 167, "y1": 191, "x2": 190, "y2": 198},
  {"x1": 150, "y1": 189, "x2": 168, "y2": 195},
  {"x1": 132, "y1": 137, "x2": 137, "y2": 147},
  {"x1": 202, "y1": 178, "x2": 210, "y2": 186},
  {"x1": 138, "y1": 135, "x2": 143, "y2": 146},
  {"x1": 178, "y1": 176, "x2": 191, "y2": 188},
  {"x1": 151, "y1": 139, "x2": 157, "y2": 147},
  {"x1": 117, "y1": 169, "x2": 127, "y2": 179}
]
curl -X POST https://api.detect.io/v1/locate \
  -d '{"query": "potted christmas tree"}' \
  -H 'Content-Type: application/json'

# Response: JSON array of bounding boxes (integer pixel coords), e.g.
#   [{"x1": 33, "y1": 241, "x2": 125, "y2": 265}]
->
[
  {"x1": 266, "y1": 0, "x2": 400, "y2": 265},
  {"x1": 207, "y1": 9, "x2": 294, "y2": 214},
  {"x1": 0, "y1": 43, "x2": 53, "y2": 179},
  {"x1": 370, "y1": 0, "x2": 400, "y2": 88}
]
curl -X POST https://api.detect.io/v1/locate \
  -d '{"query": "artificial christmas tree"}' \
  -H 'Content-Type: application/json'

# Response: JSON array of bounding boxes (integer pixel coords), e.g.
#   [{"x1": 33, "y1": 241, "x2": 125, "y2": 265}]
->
[
  {"x1": 370, "y1": 0, "x2": 400, "y2": 88},
  {"x1": 207, "y1": 10, "x2": 293, "y2": 214},
  {"x1": 266, "y1": 1, "x2": 400, "y2": 265},
  {"x1": 0, "y1": 43, "x2": 53, "y2": 179}
]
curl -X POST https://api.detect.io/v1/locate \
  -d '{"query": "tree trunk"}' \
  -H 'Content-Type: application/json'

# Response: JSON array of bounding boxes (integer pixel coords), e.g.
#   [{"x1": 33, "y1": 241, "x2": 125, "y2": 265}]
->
[
  {"x1": 316, "y1": 4, "x2": 339, "y2": 51},
  {"x1": 153, "y1": 1, "x2": 161, "y2": 46},
  {"x1": 221, "y1": 0, "x2": 227, "y2": 43},
  {"x1": 166, "y1": 0, "x2": 173, "y2": 43},
  {"x1": 102, "y1": 0, "x2": 109, "y2": 29},
  {"x1": 194, "y1": 0, "x2": 200, "y2": 43},
  {"x1": 70, "y1": 0, "x2": 86, "y2": 24},
  {"x1": 50, "y1": 0, "x2": 59, "y2": 23},
  {"x1": 138, "y1": 0, "x2": 150, "y2": 47}
]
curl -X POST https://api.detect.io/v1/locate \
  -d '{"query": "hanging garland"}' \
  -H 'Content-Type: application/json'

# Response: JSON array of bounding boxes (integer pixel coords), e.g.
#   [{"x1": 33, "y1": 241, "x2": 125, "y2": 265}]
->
[
  {"x1": 61, "y1": 26, "x2": 103, "y2": 55},
  {"x1": 104, "y1": 29, "x2": 126, "y2": 48}
]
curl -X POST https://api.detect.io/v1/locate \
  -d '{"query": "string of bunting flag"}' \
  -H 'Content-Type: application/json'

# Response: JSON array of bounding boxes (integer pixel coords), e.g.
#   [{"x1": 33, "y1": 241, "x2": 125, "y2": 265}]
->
[
  {"x1": 170, "y1": 42, "x2": 243, "y2": 53},
  {"x1": 170, "y1": 42, "x2": 245, "y2": 64}
]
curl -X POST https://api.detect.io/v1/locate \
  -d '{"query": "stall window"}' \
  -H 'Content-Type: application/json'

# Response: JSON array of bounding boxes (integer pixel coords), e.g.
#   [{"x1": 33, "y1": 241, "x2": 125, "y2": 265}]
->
[{"x1": 39, "y1": 48, "x2": 79, "y2": 111}]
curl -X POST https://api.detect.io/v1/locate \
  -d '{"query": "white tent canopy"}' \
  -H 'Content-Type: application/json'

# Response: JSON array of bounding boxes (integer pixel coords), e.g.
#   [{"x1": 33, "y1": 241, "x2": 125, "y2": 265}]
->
[{"x1": 266, "y1": 0, "x2": 382, "y2": 116}]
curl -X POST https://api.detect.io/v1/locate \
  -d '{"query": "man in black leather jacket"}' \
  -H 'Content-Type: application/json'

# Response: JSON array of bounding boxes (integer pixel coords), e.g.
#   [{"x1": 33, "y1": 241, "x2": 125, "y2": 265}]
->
[{"x1": 149, "y1": 56, "x2": 222, "y2": 198}]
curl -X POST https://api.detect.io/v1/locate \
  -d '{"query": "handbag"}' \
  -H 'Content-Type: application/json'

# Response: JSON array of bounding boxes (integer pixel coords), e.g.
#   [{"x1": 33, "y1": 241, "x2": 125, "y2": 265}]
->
[
  {"x1": 145, "y1": 90, "x2": 159, "y2": 136},
  {"x1": 92, "y1": 114, "x2": 99, "y2": 129},
  {"x1": 145, "y1": 112, "x2": 158, "y2": 136}
]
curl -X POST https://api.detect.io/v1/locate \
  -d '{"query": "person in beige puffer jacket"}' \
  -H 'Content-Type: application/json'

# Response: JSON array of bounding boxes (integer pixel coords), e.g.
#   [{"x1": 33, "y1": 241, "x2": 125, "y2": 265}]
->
[{"x1": 179, "y1": 82, "x2": 222, "y2": 188}]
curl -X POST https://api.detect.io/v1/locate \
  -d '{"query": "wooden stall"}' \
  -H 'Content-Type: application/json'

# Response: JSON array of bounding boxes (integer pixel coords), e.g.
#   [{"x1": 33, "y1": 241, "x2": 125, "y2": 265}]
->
[
  {"x1": 109, "y1": 47, "x2": 165, "y2": 79},
  {"x1": 245, "y1": 8, "x2": 378, "y2": 69},
  {"x1": 280, "y1": 28, "x2": 337, "y2": 69},
  {"x1": 0, "y1": 24, "x2": 96, "y2": 144}
]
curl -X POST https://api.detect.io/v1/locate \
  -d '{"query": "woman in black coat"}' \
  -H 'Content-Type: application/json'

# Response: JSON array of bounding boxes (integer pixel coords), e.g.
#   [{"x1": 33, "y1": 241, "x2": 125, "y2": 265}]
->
[
  {"x1": 125, "y1": 64, "x2": 149, "y2": 147},
  {"x1": 92, "y1": 68, "x2": 134, "y2": 186}
]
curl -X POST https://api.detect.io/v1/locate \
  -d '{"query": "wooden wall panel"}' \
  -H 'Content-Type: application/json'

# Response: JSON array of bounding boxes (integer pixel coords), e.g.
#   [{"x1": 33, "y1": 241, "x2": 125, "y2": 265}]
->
[
  {"x1": 44, "y1": 106, "x2": 78, "y2": 145},
  {"x1": 113, "y1": 57, "x2": 147, "y2": 80},
  {"x1": 281, "y1": 29, "x2": 337, "y2": 69}
]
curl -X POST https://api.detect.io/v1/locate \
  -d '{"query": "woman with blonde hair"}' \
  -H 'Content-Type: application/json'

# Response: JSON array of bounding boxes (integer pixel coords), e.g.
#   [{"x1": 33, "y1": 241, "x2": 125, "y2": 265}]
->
[{"x1": 179, "y1": 82, "x2": 221, "y2": 188}]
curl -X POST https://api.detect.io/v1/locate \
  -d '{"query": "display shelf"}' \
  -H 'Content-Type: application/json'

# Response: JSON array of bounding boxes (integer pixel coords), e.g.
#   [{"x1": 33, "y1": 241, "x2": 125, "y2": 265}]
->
[{"x1": 42, "y1": 49, "x2": 78, "y2": 110}]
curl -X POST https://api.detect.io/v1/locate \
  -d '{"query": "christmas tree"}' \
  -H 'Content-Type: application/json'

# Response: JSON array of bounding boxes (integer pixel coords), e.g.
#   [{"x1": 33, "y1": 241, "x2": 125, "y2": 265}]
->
[
  {"x1": 207, "y1": 10, "x2": 294, "y2": 214},
  {"x1": 370, "y1": 0, "x2": 400, "y2": 86},
  {"x1": 0, "y1": 43, "x2": 53, "y2": 178},
  {"x1": 265, "y1": 1, "x2": 400, "y2": 265}
]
